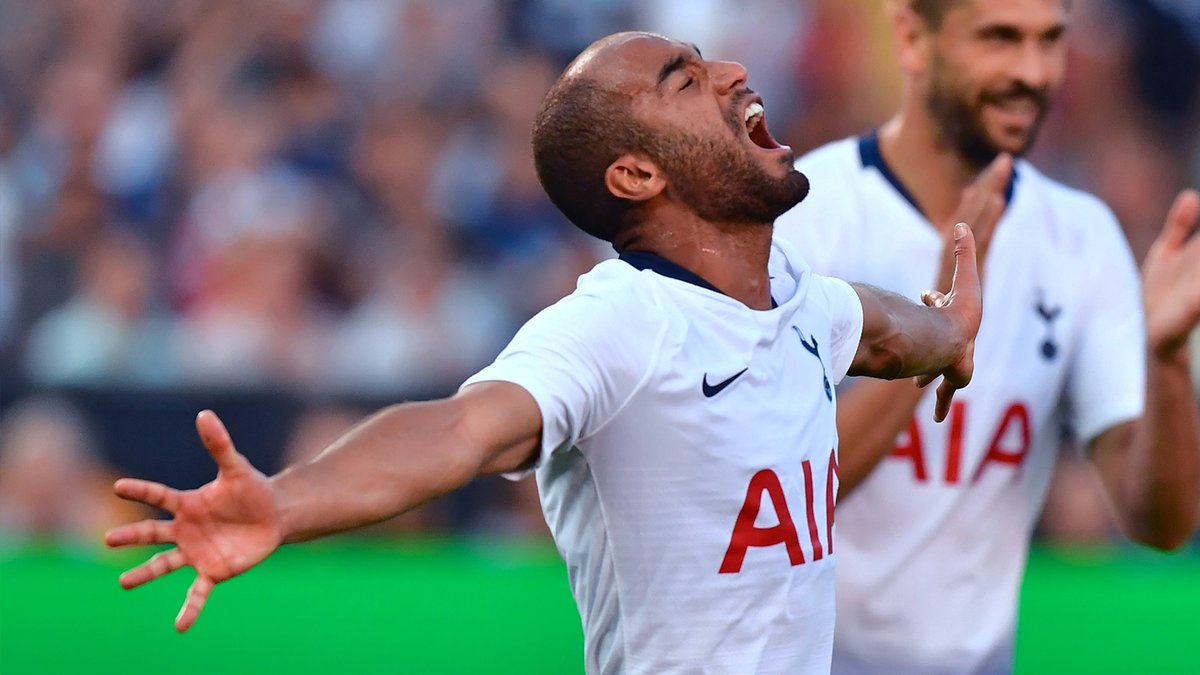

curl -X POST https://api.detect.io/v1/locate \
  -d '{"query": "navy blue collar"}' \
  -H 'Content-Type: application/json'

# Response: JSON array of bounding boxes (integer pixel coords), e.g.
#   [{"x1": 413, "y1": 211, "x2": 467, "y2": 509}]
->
[
  {"x1": 858, "y1": 130, "x2": 1017, "y2": 215},
  {"x1": 619, "y1": 250, "x2": 778, "y2": 309}
]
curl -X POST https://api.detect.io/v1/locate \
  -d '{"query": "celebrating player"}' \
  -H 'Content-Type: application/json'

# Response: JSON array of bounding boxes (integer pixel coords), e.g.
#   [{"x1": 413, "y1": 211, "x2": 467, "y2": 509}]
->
[
  {"x1": 773, "y1": 1, "x2": 1200, "y2": 673},
  {"x1": 108, "y1": 32, "x2": 983, "y2": 674}
]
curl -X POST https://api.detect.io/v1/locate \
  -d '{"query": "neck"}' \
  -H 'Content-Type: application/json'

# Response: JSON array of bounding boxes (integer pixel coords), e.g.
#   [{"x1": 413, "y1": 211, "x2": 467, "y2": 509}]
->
[
  {"x1": 879, "y1": 96, "x2": 983, "y2": 232},
  {"x1": 623, "y1": 209, "x2": 775, "y2": 310}
]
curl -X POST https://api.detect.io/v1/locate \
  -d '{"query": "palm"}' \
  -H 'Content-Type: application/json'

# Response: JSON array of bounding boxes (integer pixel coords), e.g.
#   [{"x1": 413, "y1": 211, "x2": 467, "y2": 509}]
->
[
  {"x1": 174, "y1": 471, "x2": 279, "y2": 581},
  {"x1": 105, "y1": 411, "x2": 283, "y2": 632},
  {"x1": 1143, "y1": 189, "x2": 1200, "y2": 355}
]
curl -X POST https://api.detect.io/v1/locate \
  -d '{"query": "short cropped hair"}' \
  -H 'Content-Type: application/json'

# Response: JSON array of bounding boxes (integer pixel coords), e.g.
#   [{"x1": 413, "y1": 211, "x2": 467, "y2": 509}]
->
[
  {"x1": 531, "y1": 77, "x2": 651, "y2": 243},
  {"x1": 908, "y1": 0, "x2": 963, "y2": 29}
]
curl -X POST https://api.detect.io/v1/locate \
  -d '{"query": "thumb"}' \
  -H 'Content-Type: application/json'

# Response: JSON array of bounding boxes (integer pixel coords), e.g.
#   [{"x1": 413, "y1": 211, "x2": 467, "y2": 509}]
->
[
  {"x1": 196, "y1": 410, "x2": 249, "y2": 475},
  {"x1": 1158, "y1": 188, "x2": 1200, "y2": 250}
]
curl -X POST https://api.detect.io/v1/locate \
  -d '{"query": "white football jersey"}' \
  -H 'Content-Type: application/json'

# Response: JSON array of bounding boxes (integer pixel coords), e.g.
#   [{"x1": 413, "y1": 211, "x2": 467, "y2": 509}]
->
[
  {"x1": 463, "y1": 238, "x2": 864, "y2": 674},
  {"x1": 774, "y1": 135, "x2": 1146, "y2": 675}
]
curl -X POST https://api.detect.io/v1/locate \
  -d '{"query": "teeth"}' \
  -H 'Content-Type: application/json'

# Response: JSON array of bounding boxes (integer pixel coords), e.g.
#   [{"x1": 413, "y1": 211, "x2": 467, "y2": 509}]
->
[{"x1": 743, "y1": 102, "x2": 764, "y2": 123}]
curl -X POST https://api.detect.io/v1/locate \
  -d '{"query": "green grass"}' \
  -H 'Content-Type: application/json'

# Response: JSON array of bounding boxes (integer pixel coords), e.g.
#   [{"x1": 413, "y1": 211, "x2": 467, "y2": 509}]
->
[{"x1": 1, "y1": 539, "x2": 1196, "y2": 674}]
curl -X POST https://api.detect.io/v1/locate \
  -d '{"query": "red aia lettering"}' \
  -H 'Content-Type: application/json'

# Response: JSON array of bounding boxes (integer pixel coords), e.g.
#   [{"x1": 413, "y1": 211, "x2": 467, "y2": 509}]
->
[
  {"x1": 801, "y1": 460, "x2": 824, "y2": 561},
  {"x1": 720, "y1": 469, "x2": 804, "y2": 574},
  {"x1": 944, "y1": 401, "x2": 966, "y2": 482},
  {"x1": 720, "y1": 458, "x2": 837, "y2": 574},
  {"x1": 972, "y1": 403, "x2": 1031, "y2": 482},
  {"x1": 890, "y1": 401, "x2": 1031, "y2": 484},
  {"x1": 890, "y1": 417, "x2": 928, "y2": 481}
]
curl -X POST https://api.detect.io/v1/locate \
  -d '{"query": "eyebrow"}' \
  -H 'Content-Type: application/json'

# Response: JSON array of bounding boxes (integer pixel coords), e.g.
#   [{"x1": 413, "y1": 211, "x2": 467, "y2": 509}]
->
[
  {"x1": 656, "y1": 44, "x2": 704, "y2": 89},
  {"x1": 657, "y1": 54, "x2": 688, "y2": 88}
]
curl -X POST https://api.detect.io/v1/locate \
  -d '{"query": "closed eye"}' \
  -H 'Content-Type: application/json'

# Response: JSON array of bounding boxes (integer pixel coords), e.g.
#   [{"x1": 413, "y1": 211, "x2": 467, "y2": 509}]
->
[{"x1": 680, "y1": 77, "x2": 694, "y2": 91}]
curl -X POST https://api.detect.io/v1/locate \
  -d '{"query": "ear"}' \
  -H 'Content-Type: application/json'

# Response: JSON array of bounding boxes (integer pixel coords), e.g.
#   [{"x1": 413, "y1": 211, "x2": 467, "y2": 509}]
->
[
  {"x1": 605, "y1": 154, "x2": 666, "y2": 202},
  {"x1": 888, "y1": 0, "x2": 932, "y2": 77}
]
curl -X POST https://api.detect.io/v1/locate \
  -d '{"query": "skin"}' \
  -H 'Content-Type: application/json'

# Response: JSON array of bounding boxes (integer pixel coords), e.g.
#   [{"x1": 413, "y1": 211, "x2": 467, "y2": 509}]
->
[
  {"x1": 106, "y1": 33, "x2": 983, "y2": 632},
  {"x1": 830, "y1": 0, "x2": 1200, "y2": 552}
]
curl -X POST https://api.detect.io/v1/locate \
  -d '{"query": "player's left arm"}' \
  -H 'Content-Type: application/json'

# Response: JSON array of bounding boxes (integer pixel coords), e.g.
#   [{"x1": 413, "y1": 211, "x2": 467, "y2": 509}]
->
[
  {"x1": 847, "y1": 222, "x2": 982, "y2": 423},
  {"x1": 1090, "y1": 189, "x2": 1200, "y2": 551}
]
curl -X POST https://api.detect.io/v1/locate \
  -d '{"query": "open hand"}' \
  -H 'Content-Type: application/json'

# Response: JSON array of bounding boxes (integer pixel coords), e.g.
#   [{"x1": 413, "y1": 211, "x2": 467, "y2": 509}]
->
[
  {"x1": 1142, "y1": 189, "x2": 1200, "y2": 358},
  {"x1": 918, "y1": 223, "x2": 982, "y2": 422},
  {"x1": 934, "y1": 153, "x2": 1012, "y2": 292},
  {"x1": 105, "y1": 411, "x2": 283, "y2": 632}
]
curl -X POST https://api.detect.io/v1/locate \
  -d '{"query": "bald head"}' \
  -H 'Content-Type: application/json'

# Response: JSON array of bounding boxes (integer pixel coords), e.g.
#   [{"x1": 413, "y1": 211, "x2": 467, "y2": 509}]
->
[{"x1": 531, "y1": 33, "x2": 667, "y2": 241}]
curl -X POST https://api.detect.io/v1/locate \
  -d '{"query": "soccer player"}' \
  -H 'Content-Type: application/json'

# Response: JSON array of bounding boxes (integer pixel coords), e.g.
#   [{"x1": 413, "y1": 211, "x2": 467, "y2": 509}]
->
[
  {"x1": 107, "y1": 32, "x2": 984, "y2": 674},
  {"x1": 773, "y1": 1, "x2": 1200, "y2": 673}
]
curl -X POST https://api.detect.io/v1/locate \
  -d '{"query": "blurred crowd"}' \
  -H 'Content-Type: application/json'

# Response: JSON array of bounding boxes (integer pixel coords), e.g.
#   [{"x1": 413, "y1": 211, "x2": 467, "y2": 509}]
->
[{"x1": 0, "y1": 0, "x2": 1197, "y2": 544}]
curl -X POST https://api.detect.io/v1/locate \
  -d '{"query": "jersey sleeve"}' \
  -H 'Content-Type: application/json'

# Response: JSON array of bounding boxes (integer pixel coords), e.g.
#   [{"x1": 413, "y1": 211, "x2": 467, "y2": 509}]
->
[
  {"x1": 461, "y1": 281, "x2": 664, "y2": 473},
  {"x1": 1067, "y1": 207, "x2": 1146, "y2": 444},
  {"x1": 809, "y1": 273, "x2": 865, "y2": 385}
]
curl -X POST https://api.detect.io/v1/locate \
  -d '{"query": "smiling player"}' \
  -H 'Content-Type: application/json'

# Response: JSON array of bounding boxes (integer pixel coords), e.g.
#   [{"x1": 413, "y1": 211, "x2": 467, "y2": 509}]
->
[
  {"x1": 106, "y1": 32, "x2": 986, "y2": 674},
  {"x1": 773, "y1": 1, "x2": 1200, "y2": 673}
]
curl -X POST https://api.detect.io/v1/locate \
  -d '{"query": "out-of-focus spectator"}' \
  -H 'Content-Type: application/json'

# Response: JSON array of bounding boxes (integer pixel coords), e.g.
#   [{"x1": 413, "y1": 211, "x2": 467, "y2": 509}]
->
[
  {"x1": 0, "y1": 103, "x2": 19, "y2": 354},
  {"x1": 0, "y1": 395, "x2": 149, "y2": 542},
  {"x1": 326, "y1": 230, "x2": 508, "y2": 394},
  {"x1": 24, "y1": 227, "x2": 175, "y2": 387},
  {"x1": 170, "y1": 113, "x2": 335, "y2": 389}
]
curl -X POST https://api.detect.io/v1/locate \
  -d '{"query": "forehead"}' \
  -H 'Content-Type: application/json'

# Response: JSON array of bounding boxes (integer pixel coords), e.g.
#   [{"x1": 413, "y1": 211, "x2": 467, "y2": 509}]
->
[
  {"x1": 570, "y1": 33, "x2": 696, "y2": 94},
  {"x1": 944, "y1": 0, "x2": 1067, "y2": 29}
]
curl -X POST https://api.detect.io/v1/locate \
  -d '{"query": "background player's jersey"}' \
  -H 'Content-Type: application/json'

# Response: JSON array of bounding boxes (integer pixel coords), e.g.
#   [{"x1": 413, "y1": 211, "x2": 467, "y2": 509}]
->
[
  {"x1": 463, "y1": 238, "x2": 863, "y2": 675},
  {"x1": 773, "y1": 135, "x2": 1146, "y2": 675}
]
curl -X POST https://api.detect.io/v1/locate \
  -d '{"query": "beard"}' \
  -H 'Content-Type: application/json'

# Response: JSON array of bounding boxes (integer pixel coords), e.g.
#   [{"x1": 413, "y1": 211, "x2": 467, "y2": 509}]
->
[
  {"x1": 926, "y1": 54, "x2": 1051, "y2": 170},
  {"x1": 645, "y1": 119, "x2": 809, "y2": 226}
]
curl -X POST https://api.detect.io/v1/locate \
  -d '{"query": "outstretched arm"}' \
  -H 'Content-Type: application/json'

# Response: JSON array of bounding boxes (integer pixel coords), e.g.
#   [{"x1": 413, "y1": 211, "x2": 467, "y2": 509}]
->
[
  {"x1": 105, "y1": 381, "x2": 542, "y2": 631},
  {"x1": 1090, "y1": 189, "x2": 1200, "y2": 550}
]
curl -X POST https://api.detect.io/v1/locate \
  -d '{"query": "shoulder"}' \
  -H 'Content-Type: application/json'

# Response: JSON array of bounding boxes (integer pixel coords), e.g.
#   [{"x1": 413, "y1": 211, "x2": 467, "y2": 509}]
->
[
  {"x1": 791, "y1": 137, "x2": 865, "y2": 208},
  {"x1": 531, "y1": 259, "x2": 668, "y2": 332},
  {"x1": 1021, "y1": 163, "x2": 1116, "y2": 222},
  {"x1": 774, "y1": 137, "x2": 866, "y2": 270},
  {"x1": 1017, "y1": 162, "x2": 1127, "y2": 254},
  {"x1": 794, "y1": 136, "x2": 862, "y2": 176}
]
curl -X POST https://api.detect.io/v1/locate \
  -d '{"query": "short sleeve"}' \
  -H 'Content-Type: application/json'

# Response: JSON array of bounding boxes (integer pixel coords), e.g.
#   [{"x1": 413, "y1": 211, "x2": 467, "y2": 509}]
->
[
  {"x1": 809, "y1": 273, "x2": 865, "y2": 384},
  {"x1": 1067, "y1": 209, "x2": 1146, "y2": 443},
  {"x1": 461, "y1": 280, "x2": 664, "y2": 472}
]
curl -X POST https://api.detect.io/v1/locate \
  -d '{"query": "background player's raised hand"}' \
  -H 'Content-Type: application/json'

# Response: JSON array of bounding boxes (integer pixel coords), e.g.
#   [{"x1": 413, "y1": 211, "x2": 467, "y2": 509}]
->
[
  {"x1": 934, "y1": 153, "x2": 1012, "y2": 292},
  {"x1": 105, "y1": 410, "x2": 283, "y2": 632},
  {"x1": 1142, "y1": 188, "x2": 1200, "y2": 357},
  {"x1": 918, "y1": 222, "x2": 982, "y2": 422}
]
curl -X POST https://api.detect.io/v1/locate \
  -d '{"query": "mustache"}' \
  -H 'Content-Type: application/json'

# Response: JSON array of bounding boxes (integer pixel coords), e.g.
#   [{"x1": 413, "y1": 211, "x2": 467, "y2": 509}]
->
[
  {"x1": 981, "y1": 81, "x2": 1049, "y2": 109},
  {"x1": 725, "y1": 88, "x2": 756, "y2": 131}
]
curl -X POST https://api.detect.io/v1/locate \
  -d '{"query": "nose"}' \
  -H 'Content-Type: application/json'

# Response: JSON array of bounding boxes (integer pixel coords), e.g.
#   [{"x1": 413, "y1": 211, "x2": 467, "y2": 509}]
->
[
  {"x1": 710, "y1": 60, "x2": 748, "y2": 95},
  {"x1": 1012, "y1": 42, "x2": 1050, "y2": 91}
]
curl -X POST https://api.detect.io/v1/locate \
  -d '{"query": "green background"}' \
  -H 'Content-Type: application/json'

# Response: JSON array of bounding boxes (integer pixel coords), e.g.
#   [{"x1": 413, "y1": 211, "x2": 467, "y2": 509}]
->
[{"x1": 1, "y1": 539, "x2": 1196, "y2": 674}]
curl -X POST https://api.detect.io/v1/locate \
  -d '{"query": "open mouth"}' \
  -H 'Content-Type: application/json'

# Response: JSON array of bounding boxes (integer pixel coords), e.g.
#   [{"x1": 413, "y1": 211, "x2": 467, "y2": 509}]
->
[{"x1": 743, "y1": 100, "x2": 783, "y2": 150}]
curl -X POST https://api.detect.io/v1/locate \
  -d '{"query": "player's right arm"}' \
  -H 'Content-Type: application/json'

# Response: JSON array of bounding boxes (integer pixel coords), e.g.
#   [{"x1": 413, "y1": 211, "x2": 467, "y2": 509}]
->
[{"x1": 105, "y1": 383, "x2": 543, "y2": 632}]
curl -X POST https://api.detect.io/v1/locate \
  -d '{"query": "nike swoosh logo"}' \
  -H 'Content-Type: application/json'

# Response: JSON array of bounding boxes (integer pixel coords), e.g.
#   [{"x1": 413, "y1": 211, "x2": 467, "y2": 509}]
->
[{"x1": 702, "y1": 368, "x2": 748, "y2": 398}]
